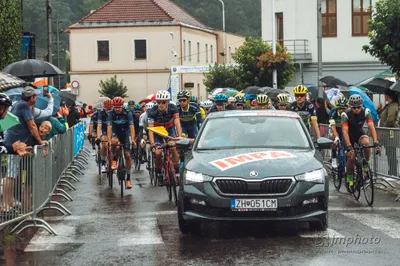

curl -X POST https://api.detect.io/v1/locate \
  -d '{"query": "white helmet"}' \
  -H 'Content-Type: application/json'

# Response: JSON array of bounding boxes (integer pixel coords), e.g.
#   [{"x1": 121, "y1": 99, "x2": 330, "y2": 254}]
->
[
  {"x1": 203, "y1": 100, "x2": 213, "y2": 108},
  {"x1": 155, "y1": 90, "x2": 171, "y2": 100},
  {"x1": 96, "y1": 102, "x2": 104, "y2": 110},
  {"x1": 145, "y1": 102, "x2": 155, "y2": 109},
  {"x1": 200, "y1": 101, "x2": 205, "y2": 107},
  {"x1": 228, "y1": 97, "x2": 235, "y2": 102}
]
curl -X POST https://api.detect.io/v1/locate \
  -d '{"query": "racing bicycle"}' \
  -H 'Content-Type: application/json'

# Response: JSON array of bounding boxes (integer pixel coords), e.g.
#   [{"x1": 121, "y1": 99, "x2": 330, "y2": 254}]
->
[
  {"x1": 156, "y1": 140, "x2": 178, "y2": 205},
  {"x1": 348, "y1": 143, "x2": 380, "y2": 206},
  {"x1": 331, "y1": 140, "x2": 346, "y2": 191}
]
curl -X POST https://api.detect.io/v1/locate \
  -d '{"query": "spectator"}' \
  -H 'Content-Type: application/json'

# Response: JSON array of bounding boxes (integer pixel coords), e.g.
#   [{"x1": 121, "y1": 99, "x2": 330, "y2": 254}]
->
[
  {"x1": 4, "y1": 86, "x2": 48, "y2": 147},
  {"x1": 58, "y1": 101, "x2": 69, "y2": 119},
  {"x1": 25, "y1": 121, "x2": 52, "y2": 147},
  {"x1": 32, "y1": 91, "x2": 54, "y2": 121},
  {"x1": 87, "y1": 105, "x2": 93, "y2": 117},
  {"x1": 67, "y1": 103, "x2": 80, "y2": 128},
  {"x1": 80, "y1": 103, "x2": 88, "y2": 118},
  {"x1": 46, "y1": 113, "x2": 67, "y2": 140},
  {"x1": 379, "y1": 89, "x2": 399, "y2": 176},
  {"x1": 315, "y1": 97, "x2": 330, "y2": 124}
]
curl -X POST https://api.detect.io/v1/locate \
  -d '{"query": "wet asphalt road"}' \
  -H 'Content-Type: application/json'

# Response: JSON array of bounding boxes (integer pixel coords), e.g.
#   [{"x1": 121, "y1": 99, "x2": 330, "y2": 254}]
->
[{"x1": 2, "y1": 148, "x2": 400, "y2": 266}]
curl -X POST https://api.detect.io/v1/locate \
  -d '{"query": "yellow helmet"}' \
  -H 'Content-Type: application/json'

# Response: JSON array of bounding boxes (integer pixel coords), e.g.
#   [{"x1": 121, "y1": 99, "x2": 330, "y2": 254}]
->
[
  {"x1": 293, "y1": 85, "x2": 308, "y2": 95},
  {"x1": 277, "y1": 93, "x2": 289, "y2": 104},
  {"x1": 256, "y1": 94, "x2": 269, "y2": 105}
]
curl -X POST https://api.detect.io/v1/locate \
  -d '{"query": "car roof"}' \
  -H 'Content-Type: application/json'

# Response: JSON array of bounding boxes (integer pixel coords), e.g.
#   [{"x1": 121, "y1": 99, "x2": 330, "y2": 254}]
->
[{"x1": 207, "y1": 110, "x2": 301, "y2": 119}]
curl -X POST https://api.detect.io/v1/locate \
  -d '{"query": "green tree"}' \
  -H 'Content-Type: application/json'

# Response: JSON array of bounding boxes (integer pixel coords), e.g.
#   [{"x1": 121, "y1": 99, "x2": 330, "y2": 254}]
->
[
  {"x1": 233, "y1": 37, "x2": 295, "y2": 89},
  {"x1": 204, "y1": 64, "x2": 241, "y2": 92},
  {"x1": 98, "y1": 75, "x2": 128, "y2": 99},
  {"x1": 362, "y1": 0, "x2": 400, "y2": 73},
  {"x1": 0, "y1": 0, "x2": 22, "y2": 70}
]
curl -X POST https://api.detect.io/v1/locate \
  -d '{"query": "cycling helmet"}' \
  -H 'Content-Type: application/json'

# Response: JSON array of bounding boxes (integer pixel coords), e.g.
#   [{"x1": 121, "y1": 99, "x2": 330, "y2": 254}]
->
[
  {"x1": 155, "y1": 90, "x2": 171, "y2": 100},
  {"x1": 133, "y1": 103, "x2": 142, "y2": 111},
  {"x1": 277, "y1": 93, "x2": 289, "y2": 104},
  {"x1": 228, "y1": 96, "x2": 235, "y2": 103},
  {"x1": 145, "y1": 102, "x2": 155, "y2": 110},
  {"x1": 128, "y1": 100, "x2": 135, "y2": 106},
  {"x1": 203, "y1": 100, "x2": 213, "y2": 108},
  {"x1": 0, "y1": 93, "x2": 12, "y2": 107},
  {"x1": 190, "y1": 95, "x2": 198, "y2": 103},
  {"x1": 177, "y1": 90, "x2": 190, "y2": 99},
  {"x1": 209, "y1": 95, "x2": 215, "y2": 101},
  {"x1": 200, "y1": 101, "x2": 205, "y2": 107},
  {"x1": 235, "y1": 96, "x2": 245, "y2": 104},
  {"x1": 256, "y1": 94, "x2": 269, "y2": 105},
  {"x1": 336, "y1": 97, "x2": 348, "y2": 108},
  {"x1": 112, "y1": 97, "x2": 124, "y2": 107},
  {"x1": 95, "y1": 102, "x2": 104, "y2": 110},
  {"x1": 104, "y1": 99, "x2": 113, "y2": 109},
  {"x1": 214, "y1": 93, "x2": 228, "y2": 103},
  {"x1": 293, "y1": 85, "x2": 308, "y2": 95},
  {"x1": 348, "y1": 94, "x2": 363, "y2": 107}
]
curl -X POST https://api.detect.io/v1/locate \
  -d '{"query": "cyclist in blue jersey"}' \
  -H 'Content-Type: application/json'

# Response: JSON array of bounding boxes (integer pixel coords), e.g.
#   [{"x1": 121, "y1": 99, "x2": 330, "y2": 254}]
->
[
  {"x1": 96, "y1": 99, "x2": 113, "y2": 173},
  {"x1": 235, "y1": 96, "x2": 250, "y2": 110},
  {"x1": 177, "y1": 90, "x2": 202, "y2": 138},
  {"x1": 209, "y1": 94, "x2": 234, "y2": 112},
  {"x1": 329, "y1": 97, "x2": 348, "y2": 168},
  {"x1": 107, "y1": 97, "x2": 136, "y2": 189},
  {"x1": 89, "y1": 102, "x2": 102, "y2": 151},
  {"x1": 128, "y1": 100, "x2": 135, "y2": 112},
  {"x1": 148, "y1": 90, "x2": 182, "y2": 186}
]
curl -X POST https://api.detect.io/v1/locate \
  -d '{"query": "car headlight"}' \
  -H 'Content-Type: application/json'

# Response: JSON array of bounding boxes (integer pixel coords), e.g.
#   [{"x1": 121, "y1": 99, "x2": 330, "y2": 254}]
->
[
  {"x1": 295, "y1": 169, "x2": 326, "y2": 184},
  {"x1": 184, "y1": 170, "x2": 213, "y2": 184}
]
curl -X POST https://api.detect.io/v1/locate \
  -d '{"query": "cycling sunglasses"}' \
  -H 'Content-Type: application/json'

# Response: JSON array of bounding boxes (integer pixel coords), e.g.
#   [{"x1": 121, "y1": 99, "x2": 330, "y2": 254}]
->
[
  {"x1": 215, "y1": 102, "x2": 225, "y2": 106},
  {"x1": 178, "y1": 99, "x2": 187, "y2": 102},
  {"x1": 236, "y1": 104, "x2": 244, "y2": 107},
  {"x1": 157, "y1": 101, "x2": 167, "y2": 105},
  {"x1": 295, "y1": 94, "x2": 306, "y2": 98},
  {"x1": 351, "y1": 106, "x2": 362, "y2": 110}
]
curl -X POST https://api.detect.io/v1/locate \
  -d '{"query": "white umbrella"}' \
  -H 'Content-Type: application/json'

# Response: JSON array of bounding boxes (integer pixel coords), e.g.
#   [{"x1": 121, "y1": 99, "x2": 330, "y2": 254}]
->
[{"x1": 0, "y1": 72, "x2": 26, "y2": 91}]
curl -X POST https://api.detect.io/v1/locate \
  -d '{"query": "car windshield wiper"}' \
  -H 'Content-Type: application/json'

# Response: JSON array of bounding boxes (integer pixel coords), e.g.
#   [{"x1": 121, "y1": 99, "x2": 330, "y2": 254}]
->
[{"x1": 196, "y1": 146, "x2": 235, "y2": 151}]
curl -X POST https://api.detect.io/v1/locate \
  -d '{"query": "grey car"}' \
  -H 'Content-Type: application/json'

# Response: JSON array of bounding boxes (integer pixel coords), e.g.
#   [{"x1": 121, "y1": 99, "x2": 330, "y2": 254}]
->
[{"x1": 177, "y1": 110, "x2": 333, "y2": 234}]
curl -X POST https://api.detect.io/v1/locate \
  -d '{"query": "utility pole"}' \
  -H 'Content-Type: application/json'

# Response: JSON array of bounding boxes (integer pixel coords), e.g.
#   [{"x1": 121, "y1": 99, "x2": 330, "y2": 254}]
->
[
  {"x1": 56, "y1": 20, "x2": 62, "y2": 87},
  {"x1": 317, "y1": 0, "x2": 323, "y2": 97},
  {"x1": 217, "y1": 0, "x2": 226, "y2": 64},
  {"x1": 271, "y1": 0, "x2": 277, "y2": 89},
  {"x1": 46, "y1": 0, "x2": 52, "y2": 63}
]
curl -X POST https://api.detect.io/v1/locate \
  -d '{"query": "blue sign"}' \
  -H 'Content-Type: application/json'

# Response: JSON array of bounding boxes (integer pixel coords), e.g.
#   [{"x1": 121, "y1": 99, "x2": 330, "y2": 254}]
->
[{"x1": 73, "y1": 123, "x2": 85, "y2": 157}]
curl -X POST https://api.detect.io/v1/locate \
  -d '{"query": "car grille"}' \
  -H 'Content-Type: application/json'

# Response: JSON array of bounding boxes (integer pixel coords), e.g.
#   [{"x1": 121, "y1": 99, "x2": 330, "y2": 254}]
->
[{"x1": 214, "y1": 178, "x2": 294, "y2": 196}]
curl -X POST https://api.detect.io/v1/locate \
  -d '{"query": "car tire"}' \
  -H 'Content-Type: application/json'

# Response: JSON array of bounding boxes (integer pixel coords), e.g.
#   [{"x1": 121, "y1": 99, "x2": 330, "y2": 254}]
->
[
  {"x1": 309, "y1": 214, "x2": 328, "y2": 231},
  {"x1": 177, "y1": 201, "x2": 201, "y2": 234}
]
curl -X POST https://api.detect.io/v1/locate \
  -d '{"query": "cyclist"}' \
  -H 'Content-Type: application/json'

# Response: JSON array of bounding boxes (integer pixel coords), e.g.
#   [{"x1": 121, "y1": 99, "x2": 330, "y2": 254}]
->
[
  {"x1": 107, "y1": 97, "x2": 136, "y2": 189},
  {"x1": 88, "y1": 102, "x2": 103, "y2": 151},
  {"x1": 341, "y1": 94, "x2": 381, "y2": 187},
  {"x1": 277, "y1": 93, "x2": 289, "y2": 110},
  {"x1": 202, "y1": 100, "x2": 213, "y2": 115},
  {"x1": 128, "y1": 100, "x2": 135, "y2": 112},
  {"x1": 209, "y1": 94, "x2": 230, "y2": 112},
  {"x1": 234, "y1": 96, "x2": 250, "y2": 110},
  {"x1": 253, "y1": 94, "x2": 275, "y2": 110},
  {"x1": 96, "y1": 99, "x2": 113, "y2": 173},
  {"x1": 199, "y1": 102, "x2": 206, "y2": 120},
  {"x1": 329, "y1": 97, "x2": 348, "y2": 168},
  {"x1": 227, "y1": 96, "x2": 236, "y2": 109},
  {"x1": 147, "y1": 90, "x2": 182, "y2": 186},
  {"x1": 288, "y1": 85, "x2": 321, "y2": 139},
  {"x1": 139, "y1": 102, "x2": 155, "y2": 150},
  {"x1": 177, "y1": 90, "x2": 202, "y2": 138}
]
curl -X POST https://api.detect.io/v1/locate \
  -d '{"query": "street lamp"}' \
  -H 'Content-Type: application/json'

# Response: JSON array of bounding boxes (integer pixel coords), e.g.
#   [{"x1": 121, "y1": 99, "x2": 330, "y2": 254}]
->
[
  {"x1": 271, "y1": 0, "x2": 277, "y2": 89},
  {"x1": 216, "y1": 0, "x2": 226, "y2": 64}
]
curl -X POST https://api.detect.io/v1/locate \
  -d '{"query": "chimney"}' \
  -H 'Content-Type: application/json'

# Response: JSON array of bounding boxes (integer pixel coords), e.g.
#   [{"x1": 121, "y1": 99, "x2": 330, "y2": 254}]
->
[{"x1": 90, "y1": 10, "x2": 96, "y2": 14}]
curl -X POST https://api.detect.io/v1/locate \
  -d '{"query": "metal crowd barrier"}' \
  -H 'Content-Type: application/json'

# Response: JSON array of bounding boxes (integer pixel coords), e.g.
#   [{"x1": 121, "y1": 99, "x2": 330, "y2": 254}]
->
[
  {"x1": 0, "y1": 122, "x2": 91, "y2": 235},
  {"x1": 318, "y1": 124, "x2": 400, "y2": 201}
]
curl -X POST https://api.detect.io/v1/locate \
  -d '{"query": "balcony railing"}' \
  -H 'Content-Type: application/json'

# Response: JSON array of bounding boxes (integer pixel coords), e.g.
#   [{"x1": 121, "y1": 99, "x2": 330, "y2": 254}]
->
[{"x1": 264, "y1": 39, "x2": 312, "y2": 63}]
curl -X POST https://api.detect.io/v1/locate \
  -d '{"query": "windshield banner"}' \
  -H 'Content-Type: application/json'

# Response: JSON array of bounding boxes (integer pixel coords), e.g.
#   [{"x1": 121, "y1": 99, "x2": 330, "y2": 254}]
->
[{"x1": 210, "y1": 151, "x2": 296, "y2": 171}]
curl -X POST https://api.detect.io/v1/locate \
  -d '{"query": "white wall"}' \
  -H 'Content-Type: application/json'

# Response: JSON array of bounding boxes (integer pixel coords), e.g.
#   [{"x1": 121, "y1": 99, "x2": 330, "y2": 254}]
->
[{"x1": 261, "y1": 0, "x2": 379, "y2": 63}]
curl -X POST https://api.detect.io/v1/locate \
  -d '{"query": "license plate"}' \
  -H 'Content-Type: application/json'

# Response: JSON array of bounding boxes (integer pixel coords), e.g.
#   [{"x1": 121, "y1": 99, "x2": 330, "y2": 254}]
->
[{"x1": 230, "y1": 199, "x2": 277, "y2": 211}]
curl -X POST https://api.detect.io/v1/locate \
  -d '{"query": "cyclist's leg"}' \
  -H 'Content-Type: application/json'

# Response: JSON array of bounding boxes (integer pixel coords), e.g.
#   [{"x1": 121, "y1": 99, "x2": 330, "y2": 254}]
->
[
  {"x1": 122, "y1": 134, "x2": 133, "y2": 189},
  {"x1": 100, "y1": 135, "x2": 109, "y2": 171},
  {"x1": 91, "y1": 130, "x2": 97, "y2": 150},
  {"x1": 359, "y1": 135, "x2": 370, "y2": 161},
  {"x1": 153, "y1": 134, "x2": 164, "y2": 185},
  {"x1": 188, "y1": 123, "x2": 198, "y2": 139},
  {"x1": 346, "y1": 135, "x2": 358, "y2": 186},
  {"x1": 167, "y1": 127, "x2": 180, "y2": 173},
  {"x1": 111, "y1": 136, "x2": 120, "y2": 170}
]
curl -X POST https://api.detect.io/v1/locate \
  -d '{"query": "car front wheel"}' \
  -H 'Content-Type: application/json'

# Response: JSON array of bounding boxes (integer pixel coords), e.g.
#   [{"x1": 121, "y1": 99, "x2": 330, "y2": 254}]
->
[
  {"x1": 309, "y1": 214, "x2": 328, "y2": 231},
  {"x1": 177, "y1": 201, "x2": 201, "y2": 234}
]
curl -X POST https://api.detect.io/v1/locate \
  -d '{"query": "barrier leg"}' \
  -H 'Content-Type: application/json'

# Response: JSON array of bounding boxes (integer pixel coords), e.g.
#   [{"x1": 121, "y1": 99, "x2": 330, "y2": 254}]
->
[
  {"x1": 58, "y1": 180, "x2": 76, "y2": 190},
  {"x1": 67, "y1": 165, "x2": 84, "y2": 175},
  {"x1": 12, "y1": 218, "x2": 57, "y2": 236},
  {"x1": 40, "y1": 201, "x2": 72, "y2": 215},
  {"x1": 61, "y1": 172, "x2": 80, "y2": 182},
  {"x1": 73, "y1": 161, "x2": 86, "y2": 170}
]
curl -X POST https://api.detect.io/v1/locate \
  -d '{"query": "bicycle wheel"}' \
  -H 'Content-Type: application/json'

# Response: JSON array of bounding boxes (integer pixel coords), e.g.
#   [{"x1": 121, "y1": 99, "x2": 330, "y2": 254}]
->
[
  {"x1": 118, "y1": 158, "x2": 125, "y2": 197},
  {"x1": 137, "y1": 145, "x2": 142, "y2": 172},
  {"x1": 97, "y1": 150, "x2": 101, "y2": 176},
  {"x1": 148, "y1": 151, "x2": 155, "y2": 186},
  {"x1": 332, "y1": 166, "x2": 342, "y2": 191},
  {"x1": 163, "y1": 162, "x2": 172, "y2": 201},
  {"x1": 107, "y1": 152, "x2": 113, "y2": 188},
  {"x1": 352, "y1": 164, "x2": 361, "y2": 201},
  {"x1": 168, "y1": 162, "x2": 178, "y2": 206},
  {"x1": 362, "y1": 160, "x2": 374, "y2": 206}
]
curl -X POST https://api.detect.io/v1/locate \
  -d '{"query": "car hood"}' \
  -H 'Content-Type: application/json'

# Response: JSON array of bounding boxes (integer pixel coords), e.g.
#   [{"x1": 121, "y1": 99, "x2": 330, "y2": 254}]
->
[{"x1": 186, "y1": 148, "x2": 323, "y2": 178}]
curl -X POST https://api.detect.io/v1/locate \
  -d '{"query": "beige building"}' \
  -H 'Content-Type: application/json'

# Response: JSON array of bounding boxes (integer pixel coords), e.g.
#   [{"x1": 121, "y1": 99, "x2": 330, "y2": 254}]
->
[{"x1": 67, "y1": 0, "x2": 245, "y2": 104}]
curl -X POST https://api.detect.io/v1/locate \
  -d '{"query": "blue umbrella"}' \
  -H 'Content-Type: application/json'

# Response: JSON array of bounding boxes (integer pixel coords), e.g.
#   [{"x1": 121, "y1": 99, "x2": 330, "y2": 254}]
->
[{"x1": 349, "y1": 86, "x2": 378, "y2": 124}]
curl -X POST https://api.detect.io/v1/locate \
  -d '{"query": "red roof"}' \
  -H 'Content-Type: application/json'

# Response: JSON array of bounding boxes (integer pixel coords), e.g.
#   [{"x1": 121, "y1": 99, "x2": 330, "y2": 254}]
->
[{"x1": 75, "y1": 0, "x2": 210, "y2": 30}]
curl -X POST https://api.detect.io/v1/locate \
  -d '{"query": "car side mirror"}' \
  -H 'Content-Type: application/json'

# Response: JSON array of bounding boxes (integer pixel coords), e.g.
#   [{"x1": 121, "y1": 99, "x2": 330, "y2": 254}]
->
[
  {"x1": 176, "y1": 138, "x2": 191, "y2": 149},
  {"x1": 315, "y1": 137, "x2": 333, "y2": 150}
]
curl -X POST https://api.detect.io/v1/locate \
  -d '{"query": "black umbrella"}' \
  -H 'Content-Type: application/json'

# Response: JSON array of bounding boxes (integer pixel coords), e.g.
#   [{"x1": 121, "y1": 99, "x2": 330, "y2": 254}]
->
[
  {"x1": 243, "y1": 86, "x2": 272, "y2": 95},
  {"x1": 320, "y1": 76, "x2": 348, "y2": 88},
  {"x1": 305, "y1": 85, "x2": 328, "y2": 100},
  {"x1": 390, "y1": 81, "x2": 400, "y2": 93},
  {"x1": 357, "y1": 77, "x2": 394, "y2": 94},
  {"x1": 60, "y1": 91, "x2": 76, "y2": 106},
  {"x1": 3, "y1": 59, "x2": 64, "y2": 81},
  {"x1": 260, "y1": 87, "x2": 284, "y2": 99}
]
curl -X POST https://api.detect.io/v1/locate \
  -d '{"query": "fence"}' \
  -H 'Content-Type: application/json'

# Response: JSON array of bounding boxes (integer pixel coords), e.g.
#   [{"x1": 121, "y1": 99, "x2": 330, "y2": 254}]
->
[
  {"x1": 319, "y1": 124, "x2": 400, "y2": 201},
  {"x1": 0, "y1": 122, "x2": 90, "y2": 235}
]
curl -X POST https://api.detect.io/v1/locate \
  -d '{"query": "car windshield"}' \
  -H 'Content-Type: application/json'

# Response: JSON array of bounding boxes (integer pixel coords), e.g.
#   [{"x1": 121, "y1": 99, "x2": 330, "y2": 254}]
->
[{"x1": 196, "y1": 116, "x2": 310, "y2": 150}]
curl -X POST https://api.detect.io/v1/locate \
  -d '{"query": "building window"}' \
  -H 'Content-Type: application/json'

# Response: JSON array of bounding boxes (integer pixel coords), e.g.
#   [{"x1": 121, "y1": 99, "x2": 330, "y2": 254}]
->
[
  {"x1": 133, "y1": 39, "x2": 147, "y2": 60},
  {"x1": 188, "y1": 41, "x2": 192, "y2": 61},
  {"x1": 205, "y1": 44, "x2": 208, "y2": 63},
  {"x1": 352, "y1": 0, "x2": 372, "y2": 36},
  {"x1": 97, "y1": 40, "x2": 110, "y2": 61},
  {"x1": 183, "y1": 40, "x2": 186, "y2": 61},
  {"x1": 322, "y1": 0, "x2": 337, "y2": 37},
  {"x1": 210, "y1": 45, "x2": 213, "y2": 63},
  {"x1": 197, "y1": 42, "x2": 200, "y2": 62}
]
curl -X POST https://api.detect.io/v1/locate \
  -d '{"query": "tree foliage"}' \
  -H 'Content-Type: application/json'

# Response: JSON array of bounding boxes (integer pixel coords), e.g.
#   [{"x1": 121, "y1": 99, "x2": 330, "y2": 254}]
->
[
  {"x1": 362, "y1": 0, "x2": 400, "y2": 73},
  {"x1": 204, "y1": 38, "x2": 295, "y2": 91},
  {"x1": 98, "y1": 75, "x2": 128, "y2": 99},
  {"x1": 0, "y1": 0, "x2": 22, "y2": 70}
]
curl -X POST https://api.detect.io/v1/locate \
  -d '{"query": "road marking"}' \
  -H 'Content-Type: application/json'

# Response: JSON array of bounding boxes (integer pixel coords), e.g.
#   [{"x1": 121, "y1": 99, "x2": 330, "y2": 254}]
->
[
  {"x1": 299, "y1": 228, "x2": 345, "y2": 238},
  {"x1": 342, "y1": 213, "x2": 400, "y2": 239},
  {"x1": 46, "y1": 210, "x2": 178, "y2": 221},
  {"x1": 118, "y1": 218, "x2": 164, "y2": 246},
  {"x1": 330, "y1": 207, "x2": 400, "y2": 211}
]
